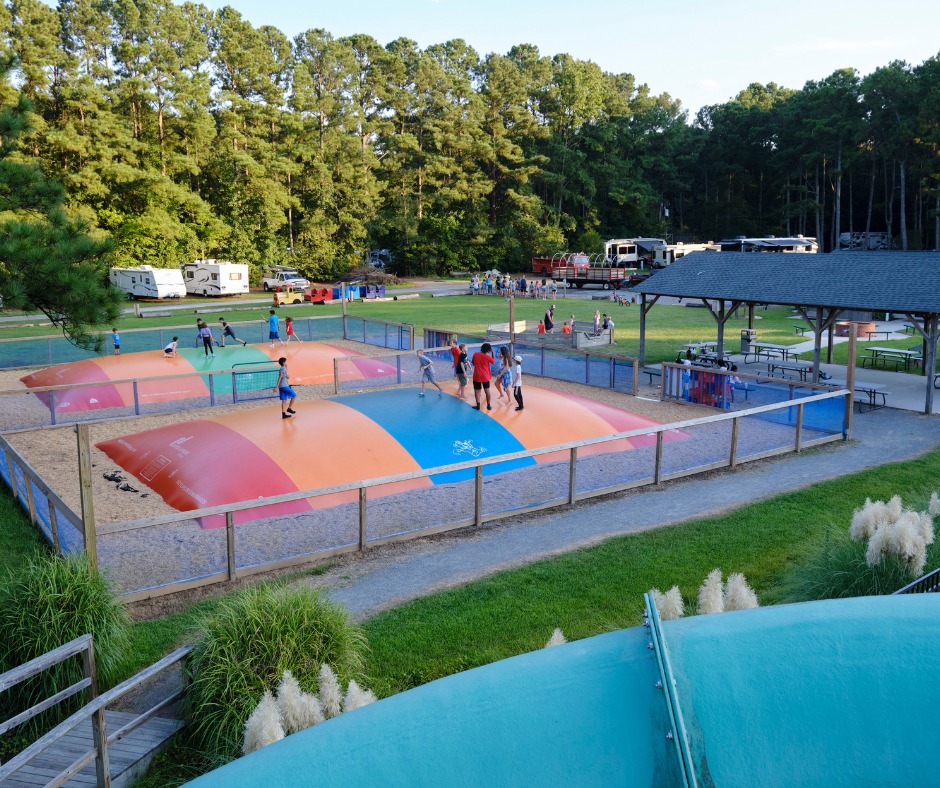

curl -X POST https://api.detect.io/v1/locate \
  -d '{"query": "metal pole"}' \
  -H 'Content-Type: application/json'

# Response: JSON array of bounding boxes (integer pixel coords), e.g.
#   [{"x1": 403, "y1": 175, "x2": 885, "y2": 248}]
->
[
  {"x1": 639, "y1": 294, "x2": 647, "y2": 367},
  {"x1": 49, "y1": 391, "x2": 56, "y2": 426},
  {"x1": 341, "y1": 281, "x2": 347, "y2": 339},
  {"x1": 509, "y1": 296, "x2": 515, "y2": 347},
  {"x1": 76, "y1": 423, "x2": 98, "y2": 571},
  {"x1": 133, "y1": 381, "x2": 140, "y2": 415}
]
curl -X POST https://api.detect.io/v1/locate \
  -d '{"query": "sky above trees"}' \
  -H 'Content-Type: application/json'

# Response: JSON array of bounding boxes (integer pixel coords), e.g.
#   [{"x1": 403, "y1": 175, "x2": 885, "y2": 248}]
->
[{"x1": 188, "y1": 0, "x2": 940, "y2": 115}]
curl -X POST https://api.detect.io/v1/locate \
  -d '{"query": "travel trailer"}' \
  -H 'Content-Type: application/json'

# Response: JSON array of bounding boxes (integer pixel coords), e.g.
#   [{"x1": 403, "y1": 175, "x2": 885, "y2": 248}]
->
[
  {"x1": 651, "y1": 242, "x2": 717, "y2": 268},
  {"x1": 181, "y1": 260, "x2": 250, "y2": 297},
  {"x1": 603, "y1": 238, "x2": 666, "y2": 266},
  {"x1": 716, "y1": 235, "x2": 818, "y2": 253},
  {"x1": 108, "y1": 265, "x2": 186, "y2": 300}
]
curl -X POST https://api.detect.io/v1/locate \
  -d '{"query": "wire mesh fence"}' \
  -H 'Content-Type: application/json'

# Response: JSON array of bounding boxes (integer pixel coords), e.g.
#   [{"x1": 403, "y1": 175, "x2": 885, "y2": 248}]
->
[{"x1": 0, "y1": 388, "x2": 847, "y2": 601}]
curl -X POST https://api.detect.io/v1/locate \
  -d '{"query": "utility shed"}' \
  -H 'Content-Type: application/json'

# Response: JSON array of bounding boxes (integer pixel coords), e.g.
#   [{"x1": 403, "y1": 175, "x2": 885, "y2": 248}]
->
[{"x1": 632, "y1": 251, "x2": 940, "y2": 414}]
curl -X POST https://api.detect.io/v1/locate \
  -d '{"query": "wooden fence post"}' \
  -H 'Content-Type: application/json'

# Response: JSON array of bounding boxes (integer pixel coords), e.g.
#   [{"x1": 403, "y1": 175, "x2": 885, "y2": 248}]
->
[
  {"x1": 76, "y1": 424, "x2": 98, "y2": 572},
  {"x1": 654, "y1": 431, "x2": 664, "y2": 485},
  {"x1": 226, "y1": 512, "x2": 236, "y2": 582},
  {"x1": 359, "y1": 487, "x2": 367, "y2": 551},
  {"x1": 729, "y1": 417, "x2": 740, "y2": 468},
  {"x1": 474, "y1": 465, "x2": 483, "y2": 527},
  {"x1": 795, "y1": 403, "x2": 804, "y2": 453},
  {"x1": 568, "y1": 447, "x2": 577, "y2": 504}
]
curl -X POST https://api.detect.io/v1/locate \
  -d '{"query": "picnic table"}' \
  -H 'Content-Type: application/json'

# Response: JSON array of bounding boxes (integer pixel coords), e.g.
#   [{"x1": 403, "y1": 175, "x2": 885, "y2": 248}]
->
[
  {"x1": 680, "y1": 341, "x2": 718, "y2": 353},
  {"x1": 766, "y1": 359, "x2": 814, "y2": 381},
  {"x1": 696, "y1": 350, "x2": 732, "y2": 365},
  {"x1": 793, "y1": 325, "x2": 811, "y2": 336},
  {"x1": 744, "y1": 342, "x2": 799, "y2": 364},
  {"x1": 827, "y1": 378, "x2": 889, "y2": 412},
  {"x1": 641, "y1": 365, "x2": 662, "y2": 385},
  {"x1": 860, "y1": 346, "x2": 920, "y2": 371},
  {"x1": 903, "y1": 323, "x2": 924, "y2": 335}
]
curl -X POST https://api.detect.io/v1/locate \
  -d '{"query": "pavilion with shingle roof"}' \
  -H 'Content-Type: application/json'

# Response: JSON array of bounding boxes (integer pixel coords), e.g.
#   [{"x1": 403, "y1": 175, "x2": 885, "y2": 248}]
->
[{"x1": 632, "y1": 251, "x2": 940, "y2": 414}]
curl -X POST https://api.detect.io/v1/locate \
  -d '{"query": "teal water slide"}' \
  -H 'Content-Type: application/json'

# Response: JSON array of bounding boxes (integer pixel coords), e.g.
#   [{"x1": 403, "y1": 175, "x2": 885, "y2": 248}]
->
[{"x1": 185, "y1": 594, "x2": 940, "y2": 787}]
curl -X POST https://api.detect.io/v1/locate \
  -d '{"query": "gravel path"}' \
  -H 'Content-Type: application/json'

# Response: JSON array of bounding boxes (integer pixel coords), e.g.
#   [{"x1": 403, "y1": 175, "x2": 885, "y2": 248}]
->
[{"x1": 303, "y1": 407, "x2": 940, "y2": 619}]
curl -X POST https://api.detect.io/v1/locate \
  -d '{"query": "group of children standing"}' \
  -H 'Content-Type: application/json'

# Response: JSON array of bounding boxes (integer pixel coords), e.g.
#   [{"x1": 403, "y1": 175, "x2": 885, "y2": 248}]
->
[{"x1": 416, "y1": 342, "x2": 524, "y2": 412}]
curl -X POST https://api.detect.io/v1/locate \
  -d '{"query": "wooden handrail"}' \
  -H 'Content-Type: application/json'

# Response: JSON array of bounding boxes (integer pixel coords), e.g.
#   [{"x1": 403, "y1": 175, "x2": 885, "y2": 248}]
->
[
  {"x1": 0, "y1": 644, "x2": 193, "y2": 782},
  {"x1": 0, "y1": 634, "x2": 91, "y2": 692}
]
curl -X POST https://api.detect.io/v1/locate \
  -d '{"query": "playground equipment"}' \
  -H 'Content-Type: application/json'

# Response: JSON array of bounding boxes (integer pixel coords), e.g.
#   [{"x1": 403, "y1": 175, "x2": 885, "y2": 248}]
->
[{"x1": 95, "y1": 386, "x2": 687, "y2": 527}]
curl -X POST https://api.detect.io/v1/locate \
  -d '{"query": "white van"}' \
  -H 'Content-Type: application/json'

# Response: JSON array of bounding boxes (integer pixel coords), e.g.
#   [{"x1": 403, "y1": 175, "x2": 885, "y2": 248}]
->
[
  {"x1": 109, "y1": 266, "x2": 186, "y2": 299},
  {"x1": 181, "y1": 260, "x2": 250, "y2": 297}
]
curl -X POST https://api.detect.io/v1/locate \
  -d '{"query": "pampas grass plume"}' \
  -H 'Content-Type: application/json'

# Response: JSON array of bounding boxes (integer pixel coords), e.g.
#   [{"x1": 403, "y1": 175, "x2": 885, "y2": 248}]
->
[
  {"x1": 242, "y1": 690, "x2": 285, "y2": 755},
  {"x1": 544, "y1": 628, "x2": 567, "y2": 648},
  {"x1": 929, "y1": 492, "x2": 940, "y2": 517},
  {"x1": 697, "y1": 569, "x2": 725, "y2": 615},
  {"x1": 276, "y1": 671, "x2": 308, "y2": 735},
  {"x1": 723, "y1": 573, "x2": 759, "y2": 610},
  {"x1": 650, "y1": 587, "x2": 684, "y2": 620},
  {"x1": 343, "y1": 680, "x2": 370, "y2": 713},
  {"x1": 318, "y1": 664, "x2": 343, "y2": 719}
]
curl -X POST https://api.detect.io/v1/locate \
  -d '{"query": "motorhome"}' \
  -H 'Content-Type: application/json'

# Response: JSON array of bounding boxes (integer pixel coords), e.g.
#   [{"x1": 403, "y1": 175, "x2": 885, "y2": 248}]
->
[
  {"x1": 651, "y1": 242, "x2": 717, "y2": 268},
  {"x1": 181, "y1": 260, "x2": 250, "y2": 297},
  {"x1": 108, "y1": 265, "x2": 186, "y2": 300},
  {"x1": 603, "y1": 238, "x2": 666, "y2": 266},
  {"x1": 716, "y1": 235, "x2": 818, "y2": 253}
]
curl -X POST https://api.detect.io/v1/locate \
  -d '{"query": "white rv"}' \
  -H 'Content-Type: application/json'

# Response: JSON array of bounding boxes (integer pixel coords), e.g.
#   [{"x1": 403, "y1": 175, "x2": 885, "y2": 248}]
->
[
  {"x1": 108, "y1": 265, "x2": 186, "y2": 300},
  {"x1": 181, "y1": 260, "x2": 250, "y2": 297},
  {"x1": 651, "y1": 242, "x2": 717, "y2": 268},
  {"x1": 603, "y1": 238, "x2": 666, "y2": 266}
]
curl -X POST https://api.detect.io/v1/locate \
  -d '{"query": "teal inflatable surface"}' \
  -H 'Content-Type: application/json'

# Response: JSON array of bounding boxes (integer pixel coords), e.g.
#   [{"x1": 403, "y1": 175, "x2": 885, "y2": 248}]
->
[{"x1": 185, "y1": 594, "x2": 940, "y2": 787}]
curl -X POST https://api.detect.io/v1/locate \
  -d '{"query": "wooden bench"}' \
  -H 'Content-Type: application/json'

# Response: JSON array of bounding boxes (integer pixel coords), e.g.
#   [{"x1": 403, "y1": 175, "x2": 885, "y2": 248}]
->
[{"x1": 864, "y1": 329, "x2": 894, "y2": 341}]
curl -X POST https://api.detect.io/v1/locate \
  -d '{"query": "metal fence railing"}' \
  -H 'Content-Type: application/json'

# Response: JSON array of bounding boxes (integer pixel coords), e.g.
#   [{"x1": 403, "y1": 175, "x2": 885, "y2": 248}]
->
[
  {"x1": 894, "y1": 567, "x2": 940, "y2": 594},
  {"x1": 661, "y1": 363, "x2": 847, "y2": 435},
  {"x1": 423, "y1": 328, "x2": 639, "y2": 395},
  {"x1": 0, "y1": 315, "x2": 413, "y2": 370},
  {"x1": 0, "y1": 388, "x2": 848, "y2": 602}
]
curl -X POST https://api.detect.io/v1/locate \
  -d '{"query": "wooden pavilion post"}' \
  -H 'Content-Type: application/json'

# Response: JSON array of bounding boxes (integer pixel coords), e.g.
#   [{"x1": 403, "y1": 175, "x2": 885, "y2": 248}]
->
[
  {"x1": 812, "y1": 306, "x2": 823, "y2": 384},
  {"x1": 747, "y1": 303, "x2": 755, "y2": 330},
  {"x1": 924, "y1": 314, "x2": 938, "y2": 415},
  {"x1": 845, "y1": 323, "x2": 857, "y2": 438},
  {"x1": 716, "y1": 301, "x2": 726, "y2": 357},
  {"x1": 638, "y1": 294, "x2": 647, "y2": 367}
]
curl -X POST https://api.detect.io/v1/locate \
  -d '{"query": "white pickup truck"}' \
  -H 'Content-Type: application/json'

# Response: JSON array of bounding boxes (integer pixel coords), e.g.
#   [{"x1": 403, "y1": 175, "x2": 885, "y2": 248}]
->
[{"x1": 262, "y1": 266, "x2": 309, "y2": 291}]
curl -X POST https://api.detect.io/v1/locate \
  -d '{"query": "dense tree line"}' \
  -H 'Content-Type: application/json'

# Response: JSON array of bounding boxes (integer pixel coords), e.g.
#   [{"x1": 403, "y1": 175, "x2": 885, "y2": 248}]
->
[{"x1": 1, "y1": 0, "x2": 938, "y2": 285}]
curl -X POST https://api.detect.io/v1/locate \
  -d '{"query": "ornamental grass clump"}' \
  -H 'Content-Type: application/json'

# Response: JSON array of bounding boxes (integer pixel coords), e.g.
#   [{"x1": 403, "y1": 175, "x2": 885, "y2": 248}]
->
[
  {"x1": 780, "y1": 494, "x2": 940, "y2": 602},
  {"x1": 185, "y1": 585, "x2": 366, "y2": 759},
  {"x1": 0, "y1": 553, "x2": 131, "y2": 741}
]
